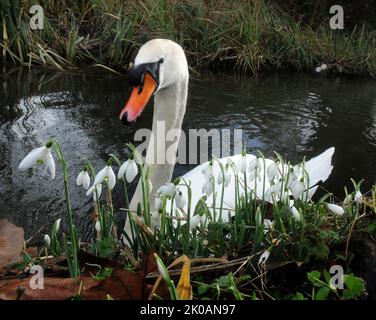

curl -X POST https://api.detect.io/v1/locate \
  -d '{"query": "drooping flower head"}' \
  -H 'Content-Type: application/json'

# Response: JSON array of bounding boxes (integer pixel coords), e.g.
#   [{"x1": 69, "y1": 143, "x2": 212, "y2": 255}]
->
[
  {"x1": 94, "y1": 165, "x2": 116, "y2": 190},
  {"x1": 76, "y1": 169, "x2": 90, "y2": 190},
  {"x1": 18, "y1": 142, "x2": 56, "y2": 179},
  {"x1": 118, "y1": 156, "x2": 138, "y2": 183}
]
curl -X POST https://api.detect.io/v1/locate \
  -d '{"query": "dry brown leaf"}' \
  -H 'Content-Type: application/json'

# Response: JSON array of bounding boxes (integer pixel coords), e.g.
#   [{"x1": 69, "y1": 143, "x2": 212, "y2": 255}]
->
[
  {"x1": 0, "y1": 219, "x2": 24, "y2": 270},
  {"x1": 0, "y1": 268, "x2": 145, "y2": 300}
]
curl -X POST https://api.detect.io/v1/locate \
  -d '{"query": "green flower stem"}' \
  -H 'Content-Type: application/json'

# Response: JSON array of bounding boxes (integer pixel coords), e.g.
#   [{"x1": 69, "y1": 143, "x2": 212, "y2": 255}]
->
[{"x1": 51, "y1": 140, "x2": 79, "y2": 279}]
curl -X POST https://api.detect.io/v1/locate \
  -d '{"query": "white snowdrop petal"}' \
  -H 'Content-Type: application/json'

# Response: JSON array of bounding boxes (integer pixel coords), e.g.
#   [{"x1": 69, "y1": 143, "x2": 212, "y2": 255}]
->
[
  {"x1": 155, "y1": 256, "x2": 169, "y2": 281},
  {"x1": 267, "y1": 162, "x2": 279, "y2": 180},
  {"x1": 117, "y1": 160, "x2": 129, "y2": 180},
  {"x1": 44, "y1": 234, "x2": 51, "y2": 247},
  {"x1": 93, "y1": 166, "x2": 108, "y2": 186},
  {"x1": 154, "y1": 197, "x2": 163, "y2": 211},
  {"x1": 55, "y1": 218, "x2": 61, "y2": 233},
  {"x1": 175, "y1": 189, "x2": 186, "y2": 209},
  {"x1": 95, "y1": 220, "x2": 101, "y2": 232},
  {"x1": 46, "y1": 151, "x2": 56, "y2": 180},
  {"x1": 190, "y1": 215, "x2": 201, "y2": 230},
  {"x1": 82, "y1": 172, "x2": 91, "y2": 189},
  {"x1": 354, "y1": 191, "x2": 363, "y2": 203},
  {"x1": 263, "y1": 219, "x2": 273, "y2": 229},
  {"x1": 76, "y1": 171, "x2": 84, "y2": 186},
  {"x1": 238, "y1": 157, "x2": 247, "y2": 174},
  {"x1": 162, "y1": 183, "x2": 176, "y2": 197},
  {"x1": 327, "y1": 203, "x2": 345, "y2": 216},
  {"x1": 86, "y1": 185, "x2": 95, "y2": 196},
  {"x1": 107, "y1": 166, "x2": 116, "y2": 190},
  {"x1": 126, "y1": 160, "x2": 138, "y2": 183},
  {"x1": 258, "y1": 250, "x2": 270, "y2": 265},
  {"x1": 291, "y1": 206, "x2": 301, "y2": 221},
  {"x1": 18, "y1": 146, "x2": 46, "y2": 170}
]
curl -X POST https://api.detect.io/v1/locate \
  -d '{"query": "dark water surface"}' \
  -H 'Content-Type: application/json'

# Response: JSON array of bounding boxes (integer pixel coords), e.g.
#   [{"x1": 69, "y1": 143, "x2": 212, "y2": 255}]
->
[{"x1": 1, "y1": 69, "x2": 375, "y2": 241}]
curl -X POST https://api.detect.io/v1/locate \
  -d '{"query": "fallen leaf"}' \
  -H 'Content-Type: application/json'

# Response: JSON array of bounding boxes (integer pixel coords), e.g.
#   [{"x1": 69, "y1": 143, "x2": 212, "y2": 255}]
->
[
  {"x1": 0, "y1": 268, "x2": 145, "y2": 300},
  {"x1": 0, "y1": 219, "x2": 24, "y2": 270}
]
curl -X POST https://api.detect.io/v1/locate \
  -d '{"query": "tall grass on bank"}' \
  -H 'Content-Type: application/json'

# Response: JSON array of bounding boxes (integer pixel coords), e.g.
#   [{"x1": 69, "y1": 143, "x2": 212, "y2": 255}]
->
[{"x1": 1, "y1": 0, "x2": 376, "y2": 76}]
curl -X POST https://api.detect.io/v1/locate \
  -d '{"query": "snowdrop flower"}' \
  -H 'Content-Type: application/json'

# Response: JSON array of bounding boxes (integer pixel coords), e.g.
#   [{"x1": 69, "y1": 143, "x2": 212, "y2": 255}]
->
[
  {"x1": 76, "y1": 169, "x2": 90, "y2": 190},
  {"x1": 327, "y1": 203, "x2": 345, "y2": 216},
  {"x1": 258, "y1": 250, "x2": 270, "y2": 266},
  {"x1": 263, "y1": 219, "x2": 273, "y2": 234},
  {"x1": 202, "y1": 163, "x2": 213, "y2": 180},
  {"x1": 354, "y1": 191, "x2": 363, "y2": 204},
  {"x1": 175, "y1": 188, "x2": 186, "y2": 209},
  {"x1": 151, "y1": 211, "x2": 161, "y2": 229},
  {"x1": 44, "y1": 234, "x2": 51, "y2": 248},
  {"x1": 190, "y1": 215, "x2": 202, "y2": 230},
  {"x1": 321, "y1": 64, "x2": 328, "y2": 70},
  {"x1": 255, "y1": 207, "x2": 262, "y2": 226},
  {"x1": 94, "y1": 165, "x2": 116, "y2": 190},
  {"x1": 315, "y1": 66, "x2": 322, "y2": 73},
  {"x1": 290, "y1": 165, "x2": 302, "y2": 181},
  {"x1": 154, "y1": 196, "x2": 163, "y2": 211},
  {"x1": 290, "y1": 177, "x2": 305, "y2": 199},
  {"x1": 202, "y1": 176, "x2": 213, "y2": 196},
  {"x1": 217, "y1": 165, "x2": 231, "y2": 187},
  {"x1": 265, "y1": 181, "x2": 278, "y2": 201},
  {"x1": 154, "y1": 254, "x2": 169, "y2": 282},
  {"x1": 264, "y1": 219, "x2": 273, "y2": 229},
  {"x1": 54, "y1": 218, "x2": 61, "y2": 233},
  {"x1": 157, "y1": 183, "x2": 176, "y2": 198},
  {"x1": 18, "y1": 143, "x2": 56, "y2": 179},
  {"x1": 118, "y1": 158, "x2": 138, "y2": 183},
  {"x1": 86, "y1": 183, "x2": 102, "y2": 201},
  {"x1": 189, "y1": 214, "x2": 208, "y2": 230},
  {"x1": 290, "y1": 206, "x2": 301, "y2": 222},
  {"x1": 267, "y1": 161, "x2": 279, "y2": 182},
  {"x1": 95, "y1": 220, "x2": 101, "y2": 232},
  {"x1": 237, "y1": 155, "x2": 247, "y2": 174},
  {"x1": 248, "y1": 157, "x2": 261, "y2": 173}
]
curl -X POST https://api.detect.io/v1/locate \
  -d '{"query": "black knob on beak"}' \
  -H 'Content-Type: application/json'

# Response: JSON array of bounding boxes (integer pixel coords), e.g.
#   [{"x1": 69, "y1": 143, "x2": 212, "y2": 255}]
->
[{"x1": 120, "y1": 111, "x2": 136, "y2": 125}]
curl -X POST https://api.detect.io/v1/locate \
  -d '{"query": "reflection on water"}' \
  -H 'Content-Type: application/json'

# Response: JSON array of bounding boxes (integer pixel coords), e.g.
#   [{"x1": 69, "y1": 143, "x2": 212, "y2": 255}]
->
[{"x1": 1, "y1": 69, "x2": 375, "y2": 241}]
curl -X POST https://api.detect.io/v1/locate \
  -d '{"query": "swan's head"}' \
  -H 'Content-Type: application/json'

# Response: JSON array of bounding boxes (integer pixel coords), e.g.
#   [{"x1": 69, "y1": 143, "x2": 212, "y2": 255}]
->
[{"x1": 120, "y1": 39, "x2": 188, "y2": 125}]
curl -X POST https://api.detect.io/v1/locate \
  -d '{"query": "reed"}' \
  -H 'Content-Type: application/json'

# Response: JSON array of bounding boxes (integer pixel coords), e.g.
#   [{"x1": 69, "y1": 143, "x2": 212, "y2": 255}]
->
[{"x1": 1, "y1": 1, "x2": 376, "y2": 74}]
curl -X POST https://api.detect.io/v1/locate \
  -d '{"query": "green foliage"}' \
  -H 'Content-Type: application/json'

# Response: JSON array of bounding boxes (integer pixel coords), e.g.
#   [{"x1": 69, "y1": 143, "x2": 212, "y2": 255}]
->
[
  {"x1": 1, "y1": 0, "x2": 376, "y2": 76},
  {"x1": 196, "y1": 273, "x2": 251, "y2": 300},
  {"x1": 92, "y1": 266, "x2": 113, "y2": 280},
  {"x1": 92, "y1": 236, "x2": 118, "y2": 260},
  {"x1": 305, "y1": 269, "x2": 366, "y2": 300}
]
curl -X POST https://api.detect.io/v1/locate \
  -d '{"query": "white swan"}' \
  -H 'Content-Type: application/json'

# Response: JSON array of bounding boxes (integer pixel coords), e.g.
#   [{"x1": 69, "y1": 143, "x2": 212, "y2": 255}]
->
[{"x1": 119, "y1": 39, "x2": 334, "y2": 235}]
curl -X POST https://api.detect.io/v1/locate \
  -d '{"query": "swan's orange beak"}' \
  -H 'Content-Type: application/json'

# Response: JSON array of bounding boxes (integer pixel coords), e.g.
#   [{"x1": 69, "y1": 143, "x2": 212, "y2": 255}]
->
[{"x1": 119, "y1": 72, "x2": 158, "y2": 125}]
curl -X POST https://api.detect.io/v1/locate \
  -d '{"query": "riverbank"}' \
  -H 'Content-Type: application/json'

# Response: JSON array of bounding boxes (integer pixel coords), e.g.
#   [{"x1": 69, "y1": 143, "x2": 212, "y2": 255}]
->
[{"x1": 1, "y1": 0, "x2": 376, "y2": 77}]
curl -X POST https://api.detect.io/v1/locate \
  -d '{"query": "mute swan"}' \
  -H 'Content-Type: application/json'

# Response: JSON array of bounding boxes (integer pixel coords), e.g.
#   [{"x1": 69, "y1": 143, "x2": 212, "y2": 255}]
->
[{"x1": 119, "y1": 39, "x2": 334, "y2": 236}]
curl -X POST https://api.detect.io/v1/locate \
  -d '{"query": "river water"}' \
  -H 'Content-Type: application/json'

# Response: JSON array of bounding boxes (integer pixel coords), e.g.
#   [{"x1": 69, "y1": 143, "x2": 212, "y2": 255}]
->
[{"x1": 1, "y1": 68, "x2": 375, "y2": 241}]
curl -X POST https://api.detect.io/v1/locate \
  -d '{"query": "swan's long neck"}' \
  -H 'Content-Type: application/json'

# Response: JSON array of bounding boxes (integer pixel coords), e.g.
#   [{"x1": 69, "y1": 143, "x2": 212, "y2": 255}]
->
[{"x1": 130, "y1": 77, "x2": 188, "y2": 210}]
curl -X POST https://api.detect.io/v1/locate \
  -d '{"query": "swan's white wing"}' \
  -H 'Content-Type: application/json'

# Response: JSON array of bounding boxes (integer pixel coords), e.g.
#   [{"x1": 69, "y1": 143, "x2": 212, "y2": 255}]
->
[
  {"x1": 169, "y1": 148, "x2": 335, "y2": 220},
  {"x1": 304, "y1": 147, "x2": 335, "y2": 188}
]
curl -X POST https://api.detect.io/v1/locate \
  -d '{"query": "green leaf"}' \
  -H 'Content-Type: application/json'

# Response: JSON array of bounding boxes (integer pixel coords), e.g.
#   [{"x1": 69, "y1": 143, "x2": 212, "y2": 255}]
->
[
  {"x1": 307, "y1": 271, "x2": 323, "y2": 287},
  {"x1": 198, "y1": 284, "x2": 210, "y2": 295},
  {"x1": 343, "y1": 275, "x2": 365, "y2": 299},
  {"x1": 316, "y1": 286, "x2": 330, "y2": 300},
  {"x1": 323, "y1": 270, "x2": 331, "y2": 284},
  {"x1": 291, "y1": 292, "x2": 307, "y2": 300},
  {"x1": 93, "y1": 267, "x2": 113, "y2": 280}
]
